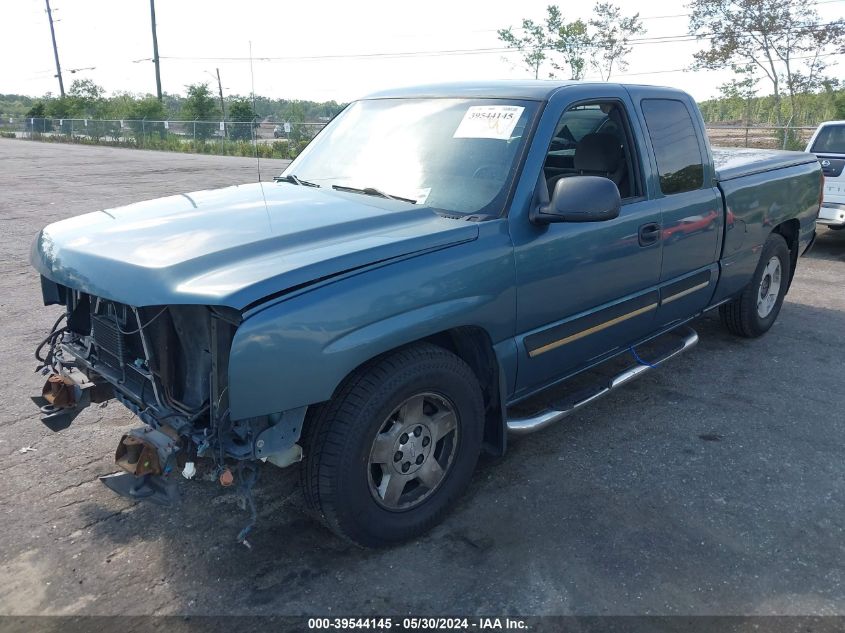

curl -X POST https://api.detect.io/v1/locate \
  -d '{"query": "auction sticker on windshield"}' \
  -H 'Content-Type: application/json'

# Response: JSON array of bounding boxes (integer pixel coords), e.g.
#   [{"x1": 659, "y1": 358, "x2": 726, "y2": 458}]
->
[{"x1": 453, "y1": 105, "x2": 525, "y2": 140}]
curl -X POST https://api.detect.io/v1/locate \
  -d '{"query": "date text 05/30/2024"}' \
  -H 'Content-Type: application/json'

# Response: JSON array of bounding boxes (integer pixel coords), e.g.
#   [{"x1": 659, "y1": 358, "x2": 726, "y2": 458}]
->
[{"x1": 307, "y1": 617, "x2": 528, "y2": 630}]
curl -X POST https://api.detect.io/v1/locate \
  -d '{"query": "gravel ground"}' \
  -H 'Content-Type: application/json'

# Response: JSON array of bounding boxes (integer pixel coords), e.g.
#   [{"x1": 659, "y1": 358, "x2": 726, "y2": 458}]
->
[{"x1": 1, "y1": 138, "x2": 844, "y2": 617}]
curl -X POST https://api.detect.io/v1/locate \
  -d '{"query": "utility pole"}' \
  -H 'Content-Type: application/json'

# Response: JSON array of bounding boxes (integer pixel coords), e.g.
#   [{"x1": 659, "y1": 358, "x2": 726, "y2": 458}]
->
[
  {"x1": 149, "y1": 0, "x2": 162, "y2": 100},
  {"x1": 216, "y1": 68, "x2": 226, "y2": 137},
  {"x1": 45, "y1": 0, "x2": 64, "y2": 97}
]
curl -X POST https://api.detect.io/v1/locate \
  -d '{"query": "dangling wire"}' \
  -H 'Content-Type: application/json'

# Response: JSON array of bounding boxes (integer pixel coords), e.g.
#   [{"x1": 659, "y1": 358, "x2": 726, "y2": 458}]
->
[
  {"x1": 35, "y1": 313, "x2": 68, "y2": 372},
  {"x1": 629, "y1": 345, "x2": 657, "y2": 369},
  {"x1": 235, "y1": 461, "x2": 259, "y2": 548},
  {"x1": 113, "y1": 306, "x2": 167, "y2": 335}
]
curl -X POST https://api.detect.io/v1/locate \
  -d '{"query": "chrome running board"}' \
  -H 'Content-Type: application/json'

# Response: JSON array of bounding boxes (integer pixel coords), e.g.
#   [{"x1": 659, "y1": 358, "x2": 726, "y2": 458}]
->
[{"x1": 506, "y1": 327, "x2": 699, "y2": 435}]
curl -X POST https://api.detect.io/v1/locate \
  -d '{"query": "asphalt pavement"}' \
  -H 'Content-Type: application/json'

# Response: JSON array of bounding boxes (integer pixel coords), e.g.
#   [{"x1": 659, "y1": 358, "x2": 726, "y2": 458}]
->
[{"x1": 1, "y1": 139, "x2": 843, "y2": 617}]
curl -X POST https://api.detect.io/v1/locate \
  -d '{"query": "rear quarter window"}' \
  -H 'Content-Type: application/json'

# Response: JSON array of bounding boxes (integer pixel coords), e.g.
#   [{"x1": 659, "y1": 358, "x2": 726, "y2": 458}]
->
[{"x1": 641, "y1": 99, "x2": 705, "y2": 195}]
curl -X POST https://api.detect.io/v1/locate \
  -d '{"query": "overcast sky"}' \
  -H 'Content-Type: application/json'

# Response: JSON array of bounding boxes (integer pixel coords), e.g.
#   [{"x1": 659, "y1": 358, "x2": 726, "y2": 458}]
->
[{"x1": 3, "y1": 0, "x2": 843, "y2": 105}]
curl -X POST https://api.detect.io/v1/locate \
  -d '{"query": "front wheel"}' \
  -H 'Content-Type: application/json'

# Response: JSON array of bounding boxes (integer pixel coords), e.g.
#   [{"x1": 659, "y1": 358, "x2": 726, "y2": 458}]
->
[
  {"x1": 301, "y1": 343, "x2": 484, "y2": 547},
  {"x1": 719, "y1": 232, "x2": 791, "y2": 338}
]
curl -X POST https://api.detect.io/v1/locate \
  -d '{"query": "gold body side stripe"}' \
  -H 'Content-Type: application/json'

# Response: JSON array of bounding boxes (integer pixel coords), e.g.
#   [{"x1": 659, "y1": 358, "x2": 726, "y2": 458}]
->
[
  {"x1": 528, "y1": 302, "x2": 659, "y2": 358},
  {"x1": 660, "y1": 281, "x2": 710, "y2": 305}
]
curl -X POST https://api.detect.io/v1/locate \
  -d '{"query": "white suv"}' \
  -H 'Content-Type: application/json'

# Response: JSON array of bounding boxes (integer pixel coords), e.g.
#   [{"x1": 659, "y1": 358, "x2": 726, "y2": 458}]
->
[{"x1": 806, "y1": 121, "x2": 845, "y2": 230}]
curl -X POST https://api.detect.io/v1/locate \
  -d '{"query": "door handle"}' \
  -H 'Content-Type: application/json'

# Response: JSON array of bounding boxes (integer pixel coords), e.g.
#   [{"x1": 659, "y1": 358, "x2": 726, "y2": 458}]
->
[{"x1": 638, "y1": 222, "x2": 661, "y2": 246}]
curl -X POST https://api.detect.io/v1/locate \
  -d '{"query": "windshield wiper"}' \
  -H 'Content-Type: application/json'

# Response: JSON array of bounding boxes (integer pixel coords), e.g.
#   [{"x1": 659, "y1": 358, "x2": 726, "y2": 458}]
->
[
  {"x1": 331, "y1": 185, "x2": 417, "y2": 204},
  {"x1": 274, "y1": 174, "x2": 320, "y2": 187}
]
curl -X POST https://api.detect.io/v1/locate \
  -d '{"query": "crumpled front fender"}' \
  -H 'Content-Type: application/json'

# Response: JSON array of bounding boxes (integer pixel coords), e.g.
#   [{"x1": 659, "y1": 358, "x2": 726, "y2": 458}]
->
[{"x1": 226, "y1": 222, "x2": 516, "y2": 420}]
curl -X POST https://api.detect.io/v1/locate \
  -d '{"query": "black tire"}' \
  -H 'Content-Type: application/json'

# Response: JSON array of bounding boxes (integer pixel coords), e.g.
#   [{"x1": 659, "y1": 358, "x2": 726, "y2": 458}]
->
[
  {"x1": 300, "y1": 342, "x2": 484, "y2": 547},
  {"x1": 719, "y1": 232, "x2": 791, "y2": 338}
]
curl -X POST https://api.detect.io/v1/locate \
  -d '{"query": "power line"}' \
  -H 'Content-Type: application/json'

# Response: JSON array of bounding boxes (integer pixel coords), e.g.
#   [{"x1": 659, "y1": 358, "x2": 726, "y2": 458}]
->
[
  {"x1": 27, "y1": 24, "x2": 844, "y2": 86},
  {"x1": 19, "y1": 0, "x2": 845, "y2": 91},
  {"x1": 588, "y1": 51, "x2": 840, "y2": 79},
  {"x1": 154, "y1": 17, "x2": 845, "y2": 64},
  {"x1": 624, "y1": 0, "x2": 844, "y2": 21},
  {"x1": 158, "y1": 21, "x2": 844, "y2": 64},
  {"x1": 160, "y1": 47, "x2": 509, "y2": 63},
  {"x1": 156, "y1": 49, "x2": 838, "y2": 82}
]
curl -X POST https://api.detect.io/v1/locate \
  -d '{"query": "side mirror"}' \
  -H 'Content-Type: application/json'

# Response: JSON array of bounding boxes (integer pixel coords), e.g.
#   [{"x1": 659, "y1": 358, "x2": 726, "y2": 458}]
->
[{"x1": 531, "y1": 175, "x2": 621, "y2": 224}]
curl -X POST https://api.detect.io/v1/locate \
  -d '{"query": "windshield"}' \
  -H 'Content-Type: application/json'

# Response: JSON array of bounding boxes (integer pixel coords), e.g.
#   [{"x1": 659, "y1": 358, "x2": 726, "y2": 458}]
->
[
  {"x1": 811, "y1": 124, "x2": 845, "y2": 154},
  {"x1": 281, "y1": 98, "x2": 537, "y2": 215}
]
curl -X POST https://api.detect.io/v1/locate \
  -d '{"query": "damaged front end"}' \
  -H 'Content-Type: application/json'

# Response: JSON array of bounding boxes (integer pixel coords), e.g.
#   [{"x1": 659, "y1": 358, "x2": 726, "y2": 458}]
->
[{"x1": 33, "y1": 277, "x2": 304, "y2": 524}]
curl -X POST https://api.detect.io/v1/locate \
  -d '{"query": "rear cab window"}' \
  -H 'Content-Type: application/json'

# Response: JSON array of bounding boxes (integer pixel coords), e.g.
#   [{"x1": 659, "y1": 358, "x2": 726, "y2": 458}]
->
[
  {"x1": 811, "y1": 124, "x2": 845, "y2": 155},
  {"x1": 640, "y1": 99, "x2": 705, "y2": 195}
]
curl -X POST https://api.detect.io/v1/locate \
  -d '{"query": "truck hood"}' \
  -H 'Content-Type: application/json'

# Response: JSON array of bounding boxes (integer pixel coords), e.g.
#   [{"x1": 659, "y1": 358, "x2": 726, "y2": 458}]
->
[{"x1": 31, "y1": 182, "x2": 478, "y2": 310}]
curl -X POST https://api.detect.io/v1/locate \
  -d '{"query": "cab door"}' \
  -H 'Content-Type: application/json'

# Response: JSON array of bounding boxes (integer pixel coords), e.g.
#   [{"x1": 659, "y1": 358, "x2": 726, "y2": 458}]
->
[
  {"x1": 627, "y1": 88, "x2": 722, "y2": 327},
  {"x1": 508, "y1": 85, "x2": 663, "y2": 398}
]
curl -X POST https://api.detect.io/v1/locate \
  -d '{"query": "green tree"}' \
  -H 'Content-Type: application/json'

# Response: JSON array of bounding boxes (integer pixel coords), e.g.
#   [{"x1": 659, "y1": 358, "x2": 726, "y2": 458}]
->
[
  {"x1": 551, "y1": 17, "x2": 591, "y2": 80},
  {"x1": 699, "y1": 88, "x2": 845, "y2": 125},
  {"x1": 715, "y1": 72, "x2": 761, "y2": 145},
  {"x1": 498, "y1": 4, "x2": 644, "y2": 81},
  {"x1": 162, "y1": 93, "x2": 183, "y2": 119},
  {"x1": 182, "y1": 83, "x2": 220, "y2": 140},
  {"x1": 588, "y1": 2, "x2": 645, "y2": 81},
  {"x1": 67, "y1": 79, "x2": 105, "y2": 117},
  {"x1": 498, "y1": 14, "x2": 556, "y2": 79},
  {"x1": 832, "y1": 90, "x2": 845, "y2": 121},
  {"x1": 25, "y1": 101, "x2": 46, "y2": 118},
  {"x1": 126, "y1": 96, "x2": 167, "y2": 140},
  {"x1": 227, "y1": 99, "x2": 257, "y2": 141},
  {"x1": 0, "y1": 94, "x2": 34, "y2": 118},
  {"x1": 24, "y1": 100, "x2": 49, "y2": 133},
  {"x1": 498, "y1": 6, "x2": 592, "y2": 80},
  {"x1": 44, "y1": 96, "x2": 75, "y2": 120},
  {"x1": 128, "y1": 96, "x2": 166, "y2": 121},
  {"x1": 689, "y1": 0, "x2": 845, "y2": 145},
  {"x1": 720, "y1": 72, "x2": 759, "y2": 123},
  {"x1": 284, "y1": 100, "x2": 314, "y2": 144}
]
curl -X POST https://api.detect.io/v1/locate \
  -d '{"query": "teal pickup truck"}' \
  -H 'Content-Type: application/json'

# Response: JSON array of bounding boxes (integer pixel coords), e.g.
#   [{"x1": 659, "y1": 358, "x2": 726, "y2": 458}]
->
[{"x1": 31, "y1": 81, "x2": 822, "y2": 547}]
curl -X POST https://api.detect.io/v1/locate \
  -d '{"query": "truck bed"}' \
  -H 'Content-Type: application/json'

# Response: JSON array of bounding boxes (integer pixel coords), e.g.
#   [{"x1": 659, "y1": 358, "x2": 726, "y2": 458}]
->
[{"x1": 712, "y1": 147, "x2": 818, "y2": 182}]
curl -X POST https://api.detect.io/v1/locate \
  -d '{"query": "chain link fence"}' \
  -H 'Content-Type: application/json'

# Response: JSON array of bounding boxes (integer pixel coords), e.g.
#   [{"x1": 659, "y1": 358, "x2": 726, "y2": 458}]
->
[
  {"x1": 706, "y1": 124, "x2": 817, "y2": 150},
  {"x1": 0, "y1": 116, "x2": 327, "y2": 158},
  {"x1": 0, "y1": 116, "x2": 819, "y2": 154}
]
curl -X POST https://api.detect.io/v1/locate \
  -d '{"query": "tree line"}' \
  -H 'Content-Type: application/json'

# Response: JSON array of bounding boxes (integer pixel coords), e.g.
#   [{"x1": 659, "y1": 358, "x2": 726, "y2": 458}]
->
[
  {"x1": 699, "y1": 86, "x2": 845, "y2": 126},
  {"x1": 2, "y1": 79, "x2": 344, "y2": 138}
]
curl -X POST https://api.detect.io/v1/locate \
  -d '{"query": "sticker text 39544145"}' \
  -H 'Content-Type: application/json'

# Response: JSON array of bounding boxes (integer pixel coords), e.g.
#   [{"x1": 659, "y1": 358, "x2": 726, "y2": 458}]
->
[{"x1": 453, "y1": 106, "x2": 525, "y2": 140}]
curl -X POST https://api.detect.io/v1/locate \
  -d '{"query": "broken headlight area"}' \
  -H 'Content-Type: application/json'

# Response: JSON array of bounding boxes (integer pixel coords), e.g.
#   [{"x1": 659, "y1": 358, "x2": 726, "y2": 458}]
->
[
  {"x1": 33, "y1": 283, "x2": 303, "y2": 539},
  {"x1": 34, "y1": 290, "x2": 230, "y2": 437}
]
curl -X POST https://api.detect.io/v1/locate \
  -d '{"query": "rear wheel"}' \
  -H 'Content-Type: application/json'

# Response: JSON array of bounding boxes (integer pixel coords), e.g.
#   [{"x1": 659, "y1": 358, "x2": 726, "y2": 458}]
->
[
  {"x1": 301, "y1": 343, "x2": 484, "y2": 547},
  {"x1": 719, "y1": 232, "x2": 791, "y2": 338}
]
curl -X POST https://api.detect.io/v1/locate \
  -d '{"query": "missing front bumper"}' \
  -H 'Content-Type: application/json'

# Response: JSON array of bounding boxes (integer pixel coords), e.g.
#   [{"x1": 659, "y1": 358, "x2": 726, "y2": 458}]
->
[
  {"x1": 99, "y1": 471, "x2": 179, "y2": 506},
  {"x1": 32, "y1": 369, "x2": 114, "y2": 432},
  {"x1": 99, "y1": 426, "x2": 183, "y2": 506}
]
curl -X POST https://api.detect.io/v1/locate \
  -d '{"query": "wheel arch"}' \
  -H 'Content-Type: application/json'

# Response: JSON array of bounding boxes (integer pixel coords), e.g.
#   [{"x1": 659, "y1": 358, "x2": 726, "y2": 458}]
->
[
  {"x1": 420, "y1": 326, "x2": 507, "y2": 456},
  {"x1": 772, "y1": 218, "x2": 800, "y2": 288},
  {"x1": 303, "y1": 326, "x2": 508, "y2": 457}
]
